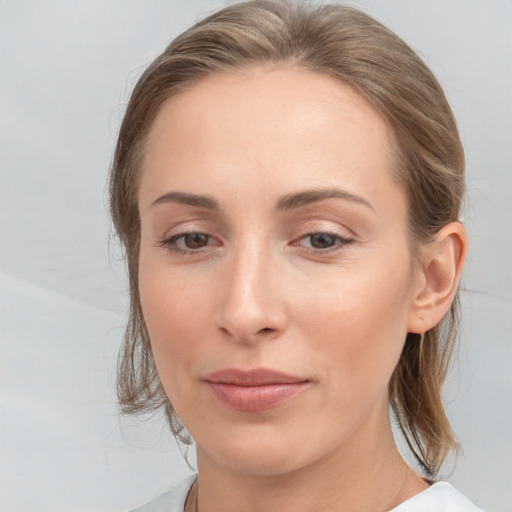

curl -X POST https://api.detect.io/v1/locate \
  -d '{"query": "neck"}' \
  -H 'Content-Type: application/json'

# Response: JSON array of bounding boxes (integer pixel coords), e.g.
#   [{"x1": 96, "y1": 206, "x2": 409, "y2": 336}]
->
[{"x1": 193, "y1": 407, "x2": 428, "y2": 512}]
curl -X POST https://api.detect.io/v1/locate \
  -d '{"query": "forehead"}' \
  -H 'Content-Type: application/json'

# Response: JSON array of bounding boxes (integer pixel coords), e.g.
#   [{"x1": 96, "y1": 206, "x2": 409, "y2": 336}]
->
[
  {"x1": 145, "y1": 64, "x2": 393, "y2": 151},
  {"x1": 139, "y1": 65, "x2": 402, "y2": 216}
]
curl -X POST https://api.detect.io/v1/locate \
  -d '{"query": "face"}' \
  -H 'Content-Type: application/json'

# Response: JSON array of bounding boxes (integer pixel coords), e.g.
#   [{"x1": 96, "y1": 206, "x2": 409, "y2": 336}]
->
[{"x1": 137, "y1": 65, "x2": 424, "y2": 476}]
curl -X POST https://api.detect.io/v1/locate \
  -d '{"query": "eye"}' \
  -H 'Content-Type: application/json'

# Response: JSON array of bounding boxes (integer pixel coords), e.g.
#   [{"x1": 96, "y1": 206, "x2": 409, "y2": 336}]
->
[
  {"x1": 178, "y1": 232, "x2": 209, "y2": 249},
  {"x1": 160, "y1": 232, "x2": 216, "y2": 253},
  {"x1": 308, "y1": 233, "x2": 338, "y2": 249},
  {"x1": 296, "y1": 232, "x2": 353, "y2": 251}
]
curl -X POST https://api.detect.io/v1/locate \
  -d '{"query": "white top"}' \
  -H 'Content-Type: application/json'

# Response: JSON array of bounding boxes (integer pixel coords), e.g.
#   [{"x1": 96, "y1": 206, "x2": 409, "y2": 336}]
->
[{"x1": 130, "y1": 474, "x2": 486, "y2": 512}]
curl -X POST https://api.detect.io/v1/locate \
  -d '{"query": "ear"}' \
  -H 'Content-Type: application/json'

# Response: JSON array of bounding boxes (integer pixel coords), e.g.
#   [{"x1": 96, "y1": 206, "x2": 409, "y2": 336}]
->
[{"x1": 407, "y1": 222, "x2": 467, "y2": 334}]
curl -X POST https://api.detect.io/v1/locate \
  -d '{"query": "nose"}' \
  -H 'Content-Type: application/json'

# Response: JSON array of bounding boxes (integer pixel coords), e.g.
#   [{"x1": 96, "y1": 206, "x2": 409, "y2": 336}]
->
[{"x1": 215, "y1": 243, "x2": 288, "y2": 343}]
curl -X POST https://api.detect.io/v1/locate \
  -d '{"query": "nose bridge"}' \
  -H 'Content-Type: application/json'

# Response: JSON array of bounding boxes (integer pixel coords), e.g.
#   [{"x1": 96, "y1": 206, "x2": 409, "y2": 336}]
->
[{"x1": 217, "y1": 236, "x2": 285, "y2": 341}]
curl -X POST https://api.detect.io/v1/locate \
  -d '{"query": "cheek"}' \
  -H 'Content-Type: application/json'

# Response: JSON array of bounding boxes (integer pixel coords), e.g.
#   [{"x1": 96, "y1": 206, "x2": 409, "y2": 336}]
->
[
  {"x1": 296, "y1": 260, "x2": 413, "y2": 400},
  {"x1": 138, "y1": 261, "x2": 214, "y2": 399}
]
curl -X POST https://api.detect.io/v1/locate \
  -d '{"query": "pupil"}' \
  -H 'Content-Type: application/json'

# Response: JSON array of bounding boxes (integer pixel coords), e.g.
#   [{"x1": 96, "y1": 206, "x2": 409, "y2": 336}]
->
[
  {"x1": 185, "y1": 233, "x2": 208, "y2": 248},
  {"x1": 310, "y1": 233, "x2": 335, "y2": 249}
]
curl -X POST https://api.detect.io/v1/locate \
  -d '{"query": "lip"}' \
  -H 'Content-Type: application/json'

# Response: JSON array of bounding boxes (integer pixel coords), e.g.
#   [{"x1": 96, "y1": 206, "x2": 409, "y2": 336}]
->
[{"x1": 203, "y1": 368, "x2": 310, "y2": 411}]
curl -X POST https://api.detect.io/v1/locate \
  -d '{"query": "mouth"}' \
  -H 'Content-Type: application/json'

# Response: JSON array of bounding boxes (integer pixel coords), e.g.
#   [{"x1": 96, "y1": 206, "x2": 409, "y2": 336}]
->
[{"x1": 203, "y1": 368, "x2": 310, "y2": 411}]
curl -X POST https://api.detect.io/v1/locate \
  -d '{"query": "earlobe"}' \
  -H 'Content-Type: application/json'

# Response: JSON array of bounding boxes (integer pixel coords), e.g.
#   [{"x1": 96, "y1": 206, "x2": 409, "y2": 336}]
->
[{"x1": 407, "y1": 222, "x2": 467, "y2": 334}]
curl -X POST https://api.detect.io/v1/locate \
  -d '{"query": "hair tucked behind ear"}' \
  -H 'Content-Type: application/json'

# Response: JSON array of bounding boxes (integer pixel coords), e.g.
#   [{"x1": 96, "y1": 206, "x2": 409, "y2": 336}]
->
[{"x1": 110, "y1": 0, "x2": 465, "y2": 474}]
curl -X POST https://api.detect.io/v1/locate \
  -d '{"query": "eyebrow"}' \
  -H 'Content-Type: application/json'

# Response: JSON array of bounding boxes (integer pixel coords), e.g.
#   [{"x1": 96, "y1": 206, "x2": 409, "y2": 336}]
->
[
  {"x1": 277, "y1": 188, "x2": 374, "y2": 211},
  {"x1": 150, "y1": 187, "x2": 373, "y2": 212},
  {"x1": 151, "y1": 191, "x2": 220, "y2": 210}
]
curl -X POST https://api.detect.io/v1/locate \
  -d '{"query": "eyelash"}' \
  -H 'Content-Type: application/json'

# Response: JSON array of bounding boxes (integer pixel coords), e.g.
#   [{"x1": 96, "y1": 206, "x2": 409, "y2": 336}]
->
[
  {"x1": 158, "y1": 232, "x2": 216, "y2": 255},
  {"x1": 294, "y1": 231, "x2": 354, "y2": 253},
  {"x1": 159, "y1": 230, "x2": 354, "y2": 256}
]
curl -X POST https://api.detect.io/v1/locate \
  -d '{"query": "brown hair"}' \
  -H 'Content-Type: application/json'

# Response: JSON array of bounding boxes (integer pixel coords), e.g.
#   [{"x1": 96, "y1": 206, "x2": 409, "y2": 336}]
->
[{"x1": 109, "y1": 0, "x2": 464, "y2": 476}]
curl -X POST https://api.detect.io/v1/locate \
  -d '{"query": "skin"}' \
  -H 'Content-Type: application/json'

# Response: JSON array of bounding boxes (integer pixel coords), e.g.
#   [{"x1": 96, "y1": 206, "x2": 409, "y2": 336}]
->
[{"x1": 137, "y1": 65, "x2": 466, "y2": 512}]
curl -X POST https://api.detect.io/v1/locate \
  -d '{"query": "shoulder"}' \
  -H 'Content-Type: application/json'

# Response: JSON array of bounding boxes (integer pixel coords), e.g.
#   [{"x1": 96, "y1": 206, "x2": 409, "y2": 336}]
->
[
  {"x1": 129, "y1": 474, "x2": 197, "y2": 512},
  {"x1": 391, "y1": 481, "x2": 486, "y2": 512}
]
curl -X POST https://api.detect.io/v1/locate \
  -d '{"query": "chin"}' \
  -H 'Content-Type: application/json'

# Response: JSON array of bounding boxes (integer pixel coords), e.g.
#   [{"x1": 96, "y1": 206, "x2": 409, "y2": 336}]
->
[
  {"x1": 194, "y1": 419, "x2": 343, "y2": 478},
  {"x1": 204, "y1": 446, "x2": 307, "y2": 477},
  {"x1": 194, "y1": 422, "x2": 299, "y2": 474}
]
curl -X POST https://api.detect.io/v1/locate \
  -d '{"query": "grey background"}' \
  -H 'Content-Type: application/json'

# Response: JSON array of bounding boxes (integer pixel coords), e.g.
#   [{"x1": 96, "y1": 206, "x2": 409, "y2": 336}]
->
[{"x1": 1, "y1": 1, "x2": 511, "y2": 511}]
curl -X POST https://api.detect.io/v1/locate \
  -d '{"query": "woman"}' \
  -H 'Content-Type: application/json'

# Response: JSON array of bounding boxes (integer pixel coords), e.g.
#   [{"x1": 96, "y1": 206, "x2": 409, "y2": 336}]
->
[{"x1": 109, "y1": 1, "x2": 484, "y2": 510}]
